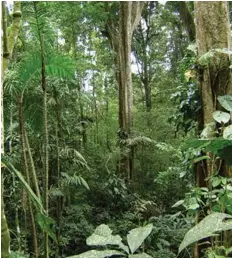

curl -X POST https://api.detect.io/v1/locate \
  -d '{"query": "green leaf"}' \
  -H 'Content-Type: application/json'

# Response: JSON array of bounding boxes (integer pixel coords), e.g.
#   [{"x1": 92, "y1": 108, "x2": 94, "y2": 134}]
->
[
  {"x1": 188, "y1": 203, "x2": 200, "y2": 210},
  {"x1": 86, "y1": 224, "x2": 129, "y2": 253},
  {"x1": 179, "y1": 171, "x2": 186, "y2": 178},
  {"x1": 172, "y1": 200, "x2": 184, "y2": 208},
  {"x1": 179, "y1": 213, "x2": 232, "y2": 253},
  {"x1": 215, "y1": 48, "x2": 232, "y2": 55},
  {"x1": 198, "y1": 50, "x2": 215, "y2": 66},
  {"x1": 200, "y1": 123, "x2": 216, "y2": 139},
  {"x1": 183, "y1": 138, "x2": 232, "y2": 157},
  {"x1": 182, "y1": 139, "x2": 211, "y2": 150},
  {"x1": 128, "y1": 253, "x2": 153, "y2": 258},
  {"x1": 187, "y1": 43, "x2": 197, "y2": 55},
  {"x1": 67, "y1": 250, "x2": 125, "y2": 258},
  {"x1": 213, "y1": 111, "x2": 230, "y2": 124},
  {"x1": 127, "y1": 224, "x2": 153, "y2": 254},
  {"x1": 80, "y1": 177, "x2": 90, "y2": 190},
  {"x1": 223, "y1": 125, "x2": 232, "y2": 140},
  {"x1": 2, "y1": 157, "x2": 44, "y2": 212},
  {"x1": 193, "y1": 156, "x2": 210, "y2": 163},
  {"x1": 36, "y1": 213, "x2": 56, "y2": 241},
  {"x1": 218, "y1": 95, "x2": 232, "y2": 112},
  {"x1": 212, "y1": 177, "x2": 221, "y2": 188}
]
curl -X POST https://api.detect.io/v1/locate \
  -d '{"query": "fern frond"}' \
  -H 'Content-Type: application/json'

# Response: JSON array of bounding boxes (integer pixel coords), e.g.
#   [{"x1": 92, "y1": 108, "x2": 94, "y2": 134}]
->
[
  {"x1": 61, "y1": 172, "x2": 90, "y2": 190},
  {"x1": 49, "y1": 187, "x2": 64, "y2": 197},
  {"x1": 60, "y1": 147, "x2": 88, "y2": 168},
  {"x1": 121, "y1": 136, "x2": 155, "y2": 147}
]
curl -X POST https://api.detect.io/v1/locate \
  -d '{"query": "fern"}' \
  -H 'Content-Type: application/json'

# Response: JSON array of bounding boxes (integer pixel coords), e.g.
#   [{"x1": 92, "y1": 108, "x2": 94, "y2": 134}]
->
[
  {"x1": 61, "y1": 172, "x2": 90, "y2": 190},
  {"x1": 49, "y1": 187, "x2": 64, "y2": 197},
  {"x1": 121, "y1": 136, "x2": 154, "y2": 147},
  {"x1": 60, "y1": 146, "x2": 88, "y2": 168}
]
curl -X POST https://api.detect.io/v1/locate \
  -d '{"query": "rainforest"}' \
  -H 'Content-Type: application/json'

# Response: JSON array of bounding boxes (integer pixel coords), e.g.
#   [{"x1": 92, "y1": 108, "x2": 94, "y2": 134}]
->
[{"x1": 1, "y1": 1, "x2": 232, "y2": 258}]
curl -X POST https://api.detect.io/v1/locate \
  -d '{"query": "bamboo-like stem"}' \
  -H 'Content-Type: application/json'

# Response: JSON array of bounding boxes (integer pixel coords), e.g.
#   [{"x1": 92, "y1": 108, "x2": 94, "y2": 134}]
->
[
  {"x1": 24, "y1": 131, "x2": 41, "y2": 200},
  {"x1": 18, "y1": 95, "x2": 38, "y2": 258}
]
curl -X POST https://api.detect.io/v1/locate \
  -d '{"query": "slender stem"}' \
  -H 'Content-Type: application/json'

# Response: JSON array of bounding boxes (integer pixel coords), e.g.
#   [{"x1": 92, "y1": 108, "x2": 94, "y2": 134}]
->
[
  {"x1": 18, "y1": 95, "x2": 38, "y2": 258},
  {"x1": 33, "y1": 3, "x2": 49, "y2": 256}
]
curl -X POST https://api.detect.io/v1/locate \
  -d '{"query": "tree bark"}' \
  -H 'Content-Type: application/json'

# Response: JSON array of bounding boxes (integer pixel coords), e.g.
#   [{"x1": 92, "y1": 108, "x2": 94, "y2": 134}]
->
[
  {"x1": 178, "y1": 2, "x2": 195, "y2": 42},
  {"x1": 33, "y1": 3, "x2": 49, "y2": 256},
  {"x1": 194, "y1": 2, "x2": 232, "y2": 257},
  {"x1": 106, "y1": 2, "x2": 143, "y2": 181}
]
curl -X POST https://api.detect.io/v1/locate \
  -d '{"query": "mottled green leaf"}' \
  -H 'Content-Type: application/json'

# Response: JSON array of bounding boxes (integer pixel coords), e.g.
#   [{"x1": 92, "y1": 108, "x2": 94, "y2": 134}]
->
[
  {"x1": 129, "y1": 253, "x2": 153, "y2": 258},
  {"x1": 67, "y1": 250, "x2": 125, "y2": 258},
  {"x1": 87, "y1": 224, "x2": 129, "y2": 253},
  {"x1": 172, "y1": 200, "x2": 184, "y2": 208},
  {"x1": 218, "y1": 95, "x2": 232, "y2": 112},
  {"x1": 127, "y1": 224, "x2": 153, "y2": 254},
  {"x1": 213, "y1": 111, "x2": 230, "y2": 124},
  {"x1": 223, "y1": 125, "x2": 232, "y2": 140},
  {"x1": 179, "y1": 213, "x2": 232, "y2": 253}
]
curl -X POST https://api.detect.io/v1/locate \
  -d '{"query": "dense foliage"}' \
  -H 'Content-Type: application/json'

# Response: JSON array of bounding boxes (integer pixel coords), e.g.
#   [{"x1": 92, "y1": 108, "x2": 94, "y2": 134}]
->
[{"x1": 2, "y1": 2, "x2": 232, "y2": 258}]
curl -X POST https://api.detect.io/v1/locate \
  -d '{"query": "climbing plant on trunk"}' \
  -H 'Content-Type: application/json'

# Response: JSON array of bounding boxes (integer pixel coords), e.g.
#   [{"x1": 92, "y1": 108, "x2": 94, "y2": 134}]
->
[{"x1": 194, "y1": 2, "x2": 232, "y2": 257}]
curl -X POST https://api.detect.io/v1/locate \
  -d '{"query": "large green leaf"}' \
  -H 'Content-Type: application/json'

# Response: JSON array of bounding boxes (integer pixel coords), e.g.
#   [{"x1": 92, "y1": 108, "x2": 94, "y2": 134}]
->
[
  {"x1": 67, "y1": 250, "x2": 125, "y2": 258},
  {"x1": 127, "y1": 224, "x2": 153, "y2": 254},
  {"x1": 36, "y1": 213, "x2": 56, "y2": 241},
  {"x1": 179, "y1": 213, "x2": 232, "y2": 253},
  {"x1": 2, "y1": 157, "x2": 56, "y2": 240},
  {"x1": 86, "y1": 224, "x2": 129, "y2": 253},
  {"x1": 213, "y1": 111, "x2": 230, "y2": 124},
  {"x1": 183, "y1": 138, "x2": 232, "y2": 155},
  {"x1": 223, "y1": 125, "x2": 232, "y2": 140},
  {"x1": 2, "y1": 157, "x2": 44, "y2": 212},
  {"x1": 128, "y1": 253, "x2": 153, "y2": 258},
  {"x1": 218, "y1": 95, "x2": 232, "y2": 112}
]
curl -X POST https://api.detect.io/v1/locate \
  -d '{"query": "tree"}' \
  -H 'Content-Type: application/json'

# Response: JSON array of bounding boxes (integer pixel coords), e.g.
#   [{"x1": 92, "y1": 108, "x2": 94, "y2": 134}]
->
[
  {"x1": 105, "y1": 2, "x2": 144, "y2": 181},
  {"x1": 194, "y1": 2, "x2": 232, "y2": 257},
  {"x1": 1, "y1": 2, "x2": 22, "y2": 258}
]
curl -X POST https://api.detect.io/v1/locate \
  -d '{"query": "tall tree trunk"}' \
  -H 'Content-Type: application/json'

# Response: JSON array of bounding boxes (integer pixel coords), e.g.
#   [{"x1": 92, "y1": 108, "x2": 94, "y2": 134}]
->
[
  {"x1": 178, "y1": 2, "x2": 195, "y2": 42},
  {"x1": 1, "y1": 2, "x2": 22, "y2": 257},
  {"x1": 106, "y1": 2, "x2": 143, "y2": 181},
  {"x1": 33, "y1": 3, "x2": 49, "y2": 256},
  {"x1": 194, "y1": 2, "x2": 232, "y2": 257}
]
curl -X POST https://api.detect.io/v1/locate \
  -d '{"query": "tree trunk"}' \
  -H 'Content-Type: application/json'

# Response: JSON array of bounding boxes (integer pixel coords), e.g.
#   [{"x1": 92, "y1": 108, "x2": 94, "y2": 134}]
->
[
  {"x1": 178, "y1": 2, "x2": 195, "y2": 42},
  {"x1": 106, "y1": 2, "x2": 143, "y2": 181},
  {"x1": 1, "y1": 2, "x2": 22, "y2": 257},
  {"x1": 194, "y1": 2, "x2": 232, "y2": 257},
  {"x1": 33, "y1": 3, "x2": 49, "y2": 256}
]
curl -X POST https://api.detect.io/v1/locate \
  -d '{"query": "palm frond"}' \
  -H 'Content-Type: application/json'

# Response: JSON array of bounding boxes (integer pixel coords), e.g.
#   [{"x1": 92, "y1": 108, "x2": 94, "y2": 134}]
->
[
  {"x1": 17, "y1": 50, "x2": 75, "y2": 91},
  {"x1": 46, "y1": 53, "x2": 75, "y2": 79}
]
